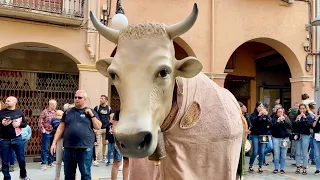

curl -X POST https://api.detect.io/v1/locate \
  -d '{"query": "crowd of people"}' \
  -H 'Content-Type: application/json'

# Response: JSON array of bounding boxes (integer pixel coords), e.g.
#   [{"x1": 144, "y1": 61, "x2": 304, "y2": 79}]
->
[
  {"x1": 0, "y1": 90, "x2": 129, "y2": 180},
  {"x1": 240, "y1": 93, "x2": 320, "y2": 176}
]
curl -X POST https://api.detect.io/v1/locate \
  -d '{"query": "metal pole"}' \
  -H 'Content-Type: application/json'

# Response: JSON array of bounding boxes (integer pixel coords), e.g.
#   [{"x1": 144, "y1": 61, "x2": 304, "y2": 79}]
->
[
  {"x1": 316, "y1": 0, "x2": 320, "y2": 109},
  {"x1": 115, "y1": 0, "x2": 125, "y2": 14}
]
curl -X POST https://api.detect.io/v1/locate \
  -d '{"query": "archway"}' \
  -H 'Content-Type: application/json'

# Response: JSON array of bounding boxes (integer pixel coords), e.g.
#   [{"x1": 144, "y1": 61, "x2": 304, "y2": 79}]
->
[
  {"x1": 224, "y1": 40, "x2": 293, "y2": 113},
  {"x1": 0, "y1": 42, "x2": 79, "y2": 157},
  {"x1": 108, "y1": 39, "x2": 193, "y2": 111}
]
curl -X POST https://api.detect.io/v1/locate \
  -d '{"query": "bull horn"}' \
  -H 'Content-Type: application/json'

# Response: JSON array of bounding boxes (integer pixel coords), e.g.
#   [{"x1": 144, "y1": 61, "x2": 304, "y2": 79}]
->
[
  {"x1": 90, "y1": 11, "x2": 119, "y2": 44},
  {"x1": 166, "y1": 3, "x2": 198, "y2": 39}
]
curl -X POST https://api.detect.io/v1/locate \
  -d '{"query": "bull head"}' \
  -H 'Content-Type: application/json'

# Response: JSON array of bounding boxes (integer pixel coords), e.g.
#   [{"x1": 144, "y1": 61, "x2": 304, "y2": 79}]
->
[{"x1": 91, "y1": 3, "x2": 202, "y2": 158}]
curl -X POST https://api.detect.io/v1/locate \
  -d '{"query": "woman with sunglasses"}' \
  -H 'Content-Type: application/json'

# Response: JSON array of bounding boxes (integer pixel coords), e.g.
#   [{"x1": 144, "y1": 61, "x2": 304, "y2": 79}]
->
[
  {"x1": 271, "y1": 107, "x2": 292, "y2": 174},
  {"x1": 292, "y1": 104, "x2": 314, "y2": 175},
  {"x1": 248, "y1": 102, "x2": 272, "y2": 173}
]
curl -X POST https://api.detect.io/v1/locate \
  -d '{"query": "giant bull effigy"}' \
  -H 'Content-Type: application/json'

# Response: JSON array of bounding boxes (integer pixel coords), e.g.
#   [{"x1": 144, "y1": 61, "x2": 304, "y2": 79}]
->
[{"x1": 90, "y1": 3, "x2": 245, "y2": 180}]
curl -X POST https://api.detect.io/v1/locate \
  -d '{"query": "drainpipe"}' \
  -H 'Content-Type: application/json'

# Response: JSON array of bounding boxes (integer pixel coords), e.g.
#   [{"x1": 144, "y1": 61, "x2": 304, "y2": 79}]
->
[
  {"x1": 85, "y1": 0, "x2": 95, "y2": 61},
  {"x1": 316, "y1": 0, "x2": 320, "y2": 107}
]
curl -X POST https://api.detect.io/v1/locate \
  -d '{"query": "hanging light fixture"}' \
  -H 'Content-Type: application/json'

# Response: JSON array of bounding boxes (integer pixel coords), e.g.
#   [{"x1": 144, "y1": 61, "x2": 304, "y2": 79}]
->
[{"x1": 111, "y1": 0, "x2": 128, "y2": 30}]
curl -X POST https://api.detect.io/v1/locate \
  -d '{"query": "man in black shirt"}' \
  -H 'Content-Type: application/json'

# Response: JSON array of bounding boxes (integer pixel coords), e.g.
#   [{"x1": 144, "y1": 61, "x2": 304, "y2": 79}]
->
[
  {"x1": 94, "y1": 95, "x2": 111, "y2": 161},
  {"x1": 0, "y1": 96, "x2": 30, "y2": 180},
  {"x1": 111, "y1": 110, "x2": 129, "y2": 180},
  {"x1": 50, "y1": 90, "x2": 102, "y2": 180}
]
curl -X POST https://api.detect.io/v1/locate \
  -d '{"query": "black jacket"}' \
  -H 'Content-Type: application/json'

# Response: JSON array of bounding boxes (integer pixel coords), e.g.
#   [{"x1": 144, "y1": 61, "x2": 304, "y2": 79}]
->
[
  {"x1": 250, "y1": 111, "x2": 272, "y2": 135},
  {"x1": 292, "y1": 114, "x2": 313, "y2": 135},
  {"x1": 271, "y1": 116, "x2": 292, "y2": 138}
]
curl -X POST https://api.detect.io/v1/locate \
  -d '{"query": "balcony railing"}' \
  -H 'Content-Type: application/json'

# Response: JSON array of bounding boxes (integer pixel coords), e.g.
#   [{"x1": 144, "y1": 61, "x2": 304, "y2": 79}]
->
[{"x1": 0, "y1": 0, "x2": 85, "y2": 26}]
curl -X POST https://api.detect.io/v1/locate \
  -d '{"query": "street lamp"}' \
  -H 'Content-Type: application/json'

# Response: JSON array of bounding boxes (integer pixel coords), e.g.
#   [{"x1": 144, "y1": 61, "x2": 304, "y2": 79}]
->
[{"x1": 111, "y1": 0, "x2": 128, "y2": 30}]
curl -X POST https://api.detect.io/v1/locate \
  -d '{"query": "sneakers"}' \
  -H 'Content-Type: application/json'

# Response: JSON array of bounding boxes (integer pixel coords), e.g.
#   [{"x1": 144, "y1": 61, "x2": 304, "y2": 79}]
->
[
  {"x1": 311, "y1": 161, "x2": 316, "y2": 165},
  {"x1": 40, "y1": 164, "x2": 47, "y2": 171},
  {"x1": 93, "y1": 160, "x2": 99, "y2": 166},
  {"x1": 48, "y1": 163, "x2": 56, "y2": 168},
  {"x1": 19, "y1": 177, "x2": 31, "y2": 180},
  {"x1": 315, "y1": 170, "x2": 320, "y2": 175}
]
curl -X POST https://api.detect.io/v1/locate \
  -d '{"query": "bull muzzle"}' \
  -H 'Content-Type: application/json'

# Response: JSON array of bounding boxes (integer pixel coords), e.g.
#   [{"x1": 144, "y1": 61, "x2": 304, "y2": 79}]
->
[{"x1": 114, "y1": 130, "x2": 156, "y2": 158}]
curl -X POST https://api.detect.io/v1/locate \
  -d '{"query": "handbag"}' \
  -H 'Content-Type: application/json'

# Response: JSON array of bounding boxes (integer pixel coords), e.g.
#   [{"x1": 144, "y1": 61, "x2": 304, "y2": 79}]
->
[
  {"x1": 315, "y1": 133, "x2": 320, "y2": 141},
  {"x1": 259, "y1": 135, "x2": 269, "y2": 143},
  {"x1": 280, "y1": 139, "x2": 291, "y2": 148},
  {"x1": 292, "y1": 133, "x2": 301, "y2": 141}
]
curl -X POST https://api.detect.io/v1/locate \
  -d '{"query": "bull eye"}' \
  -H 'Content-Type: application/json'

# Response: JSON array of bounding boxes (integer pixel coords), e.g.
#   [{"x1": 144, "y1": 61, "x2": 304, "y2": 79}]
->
[
  {"x1": 109, "y1": 72, "x2": 117, "y2": 80},
  {"x1": 158, "y1": 69, "x2": 169, "y2": 78}
]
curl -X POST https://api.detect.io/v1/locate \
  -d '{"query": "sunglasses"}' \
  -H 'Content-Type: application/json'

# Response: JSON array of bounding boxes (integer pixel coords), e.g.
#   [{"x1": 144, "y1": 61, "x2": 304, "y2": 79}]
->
[{"x1": 74, "y1": 96, "x2": 84, "y2": 99}]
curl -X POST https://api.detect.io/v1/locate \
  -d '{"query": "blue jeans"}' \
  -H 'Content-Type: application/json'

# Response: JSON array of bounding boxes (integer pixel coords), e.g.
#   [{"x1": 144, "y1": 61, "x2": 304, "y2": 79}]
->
[
  {"x1": 107, "y1": 143, "x2": 115, "y2": 163},
  {"x1": 64, "y1": 147, "x2": 92, "y2": 180},
  {"x1": 309, "y1": 136, "x2": 315, "y2": 162},
  {"x1": 249, "y1": 135, "x2": 267, "y2": 167},
  {"x1": 295, "y1": 134, "x2": 310, "y2": 168},
  {"x1": 272, "y1": 137, "x2": 289, "y2": 170},
  {"x1": 107, "y1": 143, "x2": 122, "y2": 162},
  {"x1": 0, "y1": 136, "x2": 27, "y2": 179},
  {"x1": 263, "y1": 135, "x2": 273, "y2": 163},
  {"x1": 23, "y1": 139, "x2": 29, "y2": 154},
  {"x1": 313, "y1": 139, "x2": 320, "y2": 170},
  {"x1": 41, "y1": 133, "x2": 54, "y2": 165},
  {"x1": 9, "y1": 147, "x2": 15, "y2": 165}
]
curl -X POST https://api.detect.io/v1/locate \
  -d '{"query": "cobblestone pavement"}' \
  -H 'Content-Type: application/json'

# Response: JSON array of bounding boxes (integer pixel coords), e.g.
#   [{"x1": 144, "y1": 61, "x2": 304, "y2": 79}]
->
[
  {"x1": 244, "y1": 156, "x2": 319, "y2": 180},
  {"x1": 0, "y1": 160, "x2": 122, "y2": 180},
  {"x1": 0, "y1": 156, "x2": 319, "y2": 180}
]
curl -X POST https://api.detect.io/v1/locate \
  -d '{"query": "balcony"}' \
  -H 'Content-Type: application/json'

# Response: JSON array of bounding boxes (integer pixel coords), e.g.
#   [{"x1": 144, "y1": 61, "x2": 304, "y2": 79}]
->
[{"x1": 0, "y1": 0, "x2": 84, "y2": 26}]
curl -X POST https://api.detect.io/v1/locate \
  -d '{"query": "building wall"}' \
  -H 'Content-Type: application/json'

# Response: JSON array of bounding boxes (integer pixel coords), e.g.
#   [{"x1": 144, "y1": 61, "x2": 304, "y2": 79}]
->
[{"x1": 0, "y1": 0, "x2": 315, "y2": 107}]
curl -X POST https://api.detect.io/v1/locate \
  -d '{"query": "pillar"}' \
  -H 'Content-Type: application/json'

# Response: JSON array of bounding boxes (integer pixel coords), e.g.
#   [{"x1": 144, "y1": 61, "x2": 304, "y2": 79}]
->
[
  {"x1": 205, "y1": 73, "x2": 227, "y2": 87},
  {"x1": 289, "y1": 76, "x2": 314, "y2": 106},
  {"x1": 77, "y1": 64, "x2": 109, "y2": 108}
]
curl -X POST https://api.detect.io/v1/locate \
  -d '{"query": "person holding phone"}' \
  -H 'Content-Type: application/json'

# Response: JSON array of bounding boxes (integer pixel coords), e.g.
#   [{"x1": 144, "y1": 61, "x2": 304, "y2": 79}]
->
[
  {"x1": 248, "y1": 102, "x2": 272, "y2": 173},
  {"x1": 271, "y1": 107, "x2": 292, "y2": 174},
  {"x1": 312, "y1": 114, "x2": 320, "y2": 175},
  {"x1": 292, "y1": 104, "x2": 314, "y2": 175},
  {"x1": 0, "y1": 96, "x2": 30, "y2": 180}
]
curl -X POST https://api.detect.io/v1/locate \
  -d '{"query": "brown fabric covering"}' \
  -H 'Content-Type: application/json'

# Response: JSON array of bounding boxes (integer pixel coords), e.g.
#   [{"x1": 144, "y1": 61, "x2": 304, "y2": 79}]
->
[{"x1": 129, "y1": 73, "x2": 243, "y2": 180}]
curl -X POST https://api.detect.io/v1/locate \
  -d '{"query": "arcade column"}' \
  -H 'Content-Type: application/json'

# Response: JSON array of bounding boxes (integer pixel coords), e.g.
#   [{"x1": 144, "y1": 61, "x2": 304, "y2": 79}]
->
[
  {"x1": 77, "y1": 64, "x2": 109, "y2": 108},
  {"x1": 289, "y1": 76, "x2": 314, "y2": 106},
  {"x1": 206, "y1": 73, "x2": 227, "y2": 87}
]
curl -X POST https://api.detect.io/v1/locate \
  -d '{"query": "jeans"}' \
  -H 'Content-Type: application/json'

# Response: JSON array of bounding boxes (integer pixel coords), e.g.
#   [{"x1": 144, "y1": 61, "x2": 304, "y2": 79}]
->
[
  {"x1": 0, "y1": 136, "x2": 27, "y2": 179},
  {"x1": 9, "y1": 147, "x2": 15, "y2": 165},
  {"x1": 23, "y1": 139, "x2": 29, "y2": 154},
  {"x1": 263, "y1": 135, "x2": 273, "y2": 163},
  {"x1": 272, "y1": 137, "x2": 289, "y2": 170},
  {"x1": 64, "y1": 147, "x2": 92, "y2": 180},
  {"x1": 295, "y1": 134, "x2": 310, "y2": 168},
  {"x1": 107, "y1": 143, "x2": 115, "y2": 163},
  {"x1": 249, "y1": 135, "x2": 267, "y2": 167},
  {"x1": 313, "y1": 139, "x2": 320, "y2": 170},
  {"x1": 309, "y1": 136, "x2": 315, "y2": 162},
  {"x1": 41, "y1": 133, "x2": 54, "y2": 165}
]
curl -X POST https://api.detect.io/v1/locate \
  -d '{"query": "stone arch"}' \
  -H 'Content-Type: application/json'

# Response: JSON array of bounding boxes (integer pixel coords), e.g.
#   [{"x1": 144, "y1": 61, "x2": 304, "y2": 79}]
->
[
  {"x1": 0, "y1": 42, "x2": 81, "y2": 64},
  {"x1": 223, "y1": 37, "x2": 304, "y2": 77}
]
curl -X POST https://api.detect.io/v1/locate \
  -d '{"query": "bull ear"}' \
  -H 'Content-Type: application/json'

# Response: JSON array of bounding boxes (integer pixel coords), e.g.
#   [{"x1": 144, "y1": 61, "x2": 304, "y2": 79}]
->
[
  {"x1": 96, "y1": 58, "x2": 113, "y2": 77},
  {"x1": 175, "y1": 57, "x2": 202, "y2": 78}
]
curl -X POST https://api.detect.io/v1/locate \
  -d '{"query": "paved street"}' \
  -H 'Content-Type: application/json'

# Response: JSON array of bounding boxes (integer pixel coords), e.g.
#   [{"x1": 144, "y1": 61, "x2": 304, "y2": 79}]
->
[
  {"x1": 0, "y1": 160, "x2": 122, "y2": 180},
  {"x1": 244, "y1": 156, "x2": 319, "y2": 180},
  {"x1": 0, "y1": 156, "x2": 319, "y2": 180}
]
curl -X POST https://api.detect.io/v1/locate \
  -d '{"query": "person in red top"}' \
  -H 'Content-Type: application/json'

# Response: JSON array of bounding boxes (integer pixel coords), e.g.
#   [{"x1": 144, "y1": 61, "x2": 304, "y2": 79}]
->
[{"x1": 38, "y1": 99, "x2": 57, "y2": 171}]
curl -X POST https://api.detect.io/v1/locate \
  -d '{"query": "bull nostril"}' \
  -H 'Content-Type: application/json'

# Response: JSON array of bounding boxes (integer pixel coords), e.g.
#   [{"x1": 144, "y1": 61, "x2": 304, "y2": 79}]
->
[
  {"x1": 137, "y1": 133, "x2": 152, "y2": 150},
  {"x1": 120, "y1": 142, "x2": 126, "y2": 149}
]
